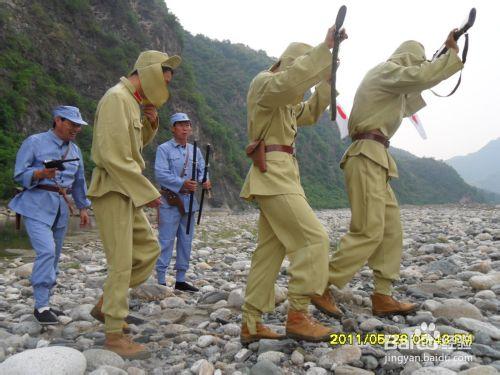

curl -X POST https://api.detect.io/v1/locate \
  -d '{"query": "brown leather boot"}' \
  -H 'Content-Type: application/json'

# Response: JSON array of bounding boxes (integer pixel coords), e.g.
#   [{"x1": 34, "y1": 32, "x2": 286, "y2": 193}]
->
[
  {"x1": 240, "y1": 322, "x2": 286, "y2": 345},
  {"x1": 371, "y1": 293, "x2": 418, "y2": 317},
  {"x1": 286, "y1": 309, "x2": 332, "y2": 342},
  {"x1": 104, "y1": 333, "x2": 150, "y2": 359},
  {"x1": 90, "y1": 295, "x2": 130, "y2": 333},
  {"x1": 311, "y1": 289, "x2": 343, "y2": 318}
]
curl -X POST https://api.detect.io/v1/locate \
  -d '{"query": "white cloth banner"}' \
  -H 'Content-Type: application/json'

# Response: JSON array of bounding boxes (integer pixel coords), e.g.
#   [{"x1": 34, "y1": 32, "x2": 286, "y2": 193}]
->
[
  {"x1": 335, "y1": 103, "x2": 349, "y2": 139},
  {"x1": 409, "y1": 113, "x2": 427, "y2": 140}
]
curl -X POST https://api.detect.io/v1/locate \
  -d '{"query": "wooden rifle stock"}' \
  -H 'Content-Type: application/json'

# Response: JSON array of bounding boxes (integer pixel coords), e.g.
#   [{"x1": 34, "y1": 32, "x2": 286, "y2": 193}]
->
[
  {"x1": 330, "y1": 5, "x2": 347, "y2": 121},
  {"x1": 432, "y1": 8, "x2": 476, "y2": 60}
]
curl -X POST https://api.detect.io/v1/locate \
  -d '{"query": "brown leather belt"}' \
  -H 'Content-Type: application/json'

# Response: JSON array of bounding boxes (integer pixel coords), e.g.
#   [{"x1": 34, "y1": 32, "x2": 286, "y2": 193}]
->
[
  {"x1": 36, "y1": 184, "x2": 72, "y2": 195},
  {"x1": 351, "y1": 132, "x2": 390, "y2": 148},
  {"x1": 161, "y1": 187, "x2": 188, "y2": 196},
  {"x1": 265, "y1": 144, "x2": 294, "y2": 154}
]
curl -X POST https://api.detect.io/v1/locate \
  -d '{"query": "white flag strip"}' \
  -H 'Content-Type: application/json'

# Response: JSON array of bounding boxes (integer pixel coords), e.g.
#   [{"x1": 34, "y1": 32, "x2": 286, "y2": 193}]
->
[
  {"x1": 409, "y1": 113, "x2": 427, "y2": 140},
  {"x1": 335, "y1": 103, "x2": 349, "y2": 139}
]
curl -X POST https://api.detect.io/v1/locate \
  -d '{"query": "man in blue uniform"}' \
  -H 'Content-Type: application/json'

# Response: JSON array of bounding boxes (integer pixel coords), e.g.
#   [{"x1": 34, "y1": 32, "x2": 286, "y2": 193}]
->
[
  {"x1": 155, "y1": 112, "x2": 211, "y2": 292},
  {"x1": 9, "y1": 105, "x2": 91, "y2": 324}
]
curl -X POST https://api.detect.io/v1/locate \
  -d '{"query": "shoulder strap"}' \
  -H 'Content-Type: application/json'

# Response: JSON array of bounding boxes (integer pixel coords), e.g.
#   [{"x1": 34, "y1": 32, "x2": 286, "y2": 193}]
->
[
  {"x1": 62, "y1": 142, "x2": 72, "y2": 160},
  {"x1": 431, "y1": 33, "x2": 469, "y2": 98},
  {"x1": 180, "y1": 146, "x2": 190, "y2": 177}
]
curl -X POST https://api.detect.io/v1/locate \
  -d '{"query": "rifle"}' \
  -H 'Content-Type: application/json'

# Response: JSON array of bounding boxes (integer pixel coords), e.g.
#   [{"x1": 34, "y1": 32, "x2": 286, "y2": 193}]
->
[
  {"x1": 197, "y1": 144, "x2": 211, "y2": 225},
  {"x1": 330, "y1": 5, "x2": 347, "y2": 121},
  {"x1": 433, "y1": 8, "x2": 476, "y2": 60},
  {"x1": 43, "y1": 158, "x2": 79, "y2": 171},
  {"x1": 186, "y1": 140, "x2": 197, "y2": 235}
]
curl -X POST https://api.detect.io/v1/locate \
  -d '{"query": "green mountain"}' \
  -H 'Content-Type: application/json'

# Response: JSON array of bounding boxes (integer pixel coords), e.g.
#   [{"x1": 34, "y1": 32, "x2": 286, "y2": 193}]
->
[
  {"x1": 0, "y1": 0, "x2": 494, "y2": 208},
  {"x1": 390, "y1": 148, "x2": 497, "y2": 204},
  {"x1": 447, "y1": 138, "x2": 500, "y2": 194}
]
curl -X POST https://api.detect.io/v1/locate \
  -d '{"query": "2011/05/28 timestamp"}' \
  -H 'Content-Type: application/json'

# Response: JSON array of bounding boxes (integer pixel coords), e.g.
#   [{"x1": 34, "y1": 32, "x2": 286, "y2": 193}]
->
[{"x1": 329, "y1": 333, "x2": 474, "y2": 347}]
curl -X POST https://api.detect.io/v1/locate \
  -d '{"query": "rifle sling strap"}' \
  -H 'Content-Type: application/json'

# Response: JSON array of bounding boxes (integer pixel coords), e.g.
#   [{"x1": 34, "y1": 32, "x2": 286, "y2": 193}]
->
[{"x1": 431, "y1": 33, "x2": 469, "y2": 98}]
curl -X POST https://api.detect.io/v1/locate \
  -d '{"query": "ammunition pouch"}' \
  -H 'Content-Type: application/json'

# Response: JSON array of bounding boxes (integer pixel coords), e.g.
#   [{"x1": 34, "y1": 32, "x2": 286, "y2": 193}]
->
[
  {"x1": 161, "y1": 188, "x2": 185, "y2": 216},
  {"x1": 246, "y1": 139, "x2": 266, "y2": 172}
]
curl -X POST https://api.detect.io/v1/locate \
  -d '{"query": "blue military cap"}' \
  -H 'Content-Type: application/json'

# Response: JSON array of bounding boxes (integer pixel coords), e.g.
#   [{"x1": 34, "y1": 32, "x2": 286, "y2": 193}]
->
[
  {"x1": 170, "y1": 112, "x2": 191, "y2": 126},
  {"x1": 52, "y1": 105, "x2": 88, "y2": 126}
]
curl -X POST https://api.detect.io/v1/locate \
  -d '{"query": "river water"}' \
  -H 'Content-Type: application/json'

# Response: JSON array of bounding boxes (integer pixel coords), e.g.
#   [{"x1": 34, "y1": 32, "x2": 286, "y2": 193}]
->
[{"x1": 0, "y1": 214, "x2": 98, "y2": 258}]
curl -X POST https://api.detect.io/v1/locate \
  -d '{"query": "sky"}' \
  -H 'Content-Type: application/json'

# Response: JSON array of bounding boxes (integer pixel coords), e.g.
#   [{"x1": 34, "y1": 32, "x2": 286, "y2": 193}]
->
[{"x1": 166, "y1": 0, "x2": 499, "y2": 160}]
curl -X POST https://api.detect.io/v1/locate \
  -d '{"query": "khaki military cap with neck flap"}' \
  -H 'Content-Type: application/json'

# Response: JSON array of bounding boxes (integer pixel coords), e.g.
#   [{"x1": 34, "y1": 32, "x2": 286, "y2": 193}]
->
[{"x1": 133, "y1": 50, "x2": 181, "y2": 71}]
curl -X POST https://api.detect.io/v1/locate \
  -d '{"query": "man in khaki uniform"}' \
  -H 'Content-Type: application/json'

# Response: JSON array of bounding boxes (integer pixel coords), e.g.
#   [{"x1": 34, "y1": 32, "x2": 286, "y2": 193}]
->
[
  {"x1": 240, "y1": 25, "x2": 347, "y2": 344},
  {"x1": 87, "y1": 50, "x2": 181, "y2": 358},
  {"x1": 326, "y1": 31, "x2": 463, "y2": 316}
]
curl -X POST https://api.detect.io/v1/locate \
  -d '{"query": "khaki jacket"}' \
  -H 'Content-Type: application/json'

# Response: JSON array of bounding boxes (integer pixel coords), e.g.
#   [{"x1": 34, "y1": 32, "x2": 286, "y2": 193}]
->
[
  {"x1": 240, "y1": 42, "x2": 332, "y2": 199},
  {"x1": 87, "y1": 77, "x2": 161, "y2": 207},
  {"x1": 342, "y1": 44, "x2": 463, "y2": 177}
]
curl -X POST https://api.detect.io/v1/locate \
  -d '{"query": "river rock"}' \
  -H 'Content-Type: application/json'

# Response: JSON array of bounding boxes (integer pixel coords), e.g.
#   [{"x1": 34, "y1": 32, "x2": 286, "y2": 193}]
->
[
  {"x1": 70, "y1": 304, "x2": 95, "y2": 322},
  {"x1": 258, "y1": 339, "x2": 296, "y2": 355},
  {"x1": 429, "y1": 299, "x2": 482, "y2": 320},
  {"x1": 90, "y1": 366, "x2": 127, "y2": 375},
  {"x1": 12, "y1": 320, "x2": 42, "y2": 336},
  {"x1": 191, "y1": 359, "x2": 214, "y2": 375},
  {"x1": 457, "y1": 366, "x2": 498, "y2": 374},
  {"x1": 469, "y1": 272, "x2": 500, "y2": 290},
  {"x1": 306, "y1": 368, "x2": 327, "y2": 375},
  {"x1": 413, "y1": 368, "x2": 456, "y2": 375},
  {"x1": 250, "y1": 359, "x2": 282, "y2": 375},
  {"x1": 318, "y1": 345, "x2": 361, "y2": 369},
  {"x1": 83, "y1": 349, "x2": 125, "y2": 371},
  {"x1": 335, "y1": 366, "x2": 374, "y2": 375},
  {"x1": 0, "y1": 346, "x2": 86, "y2": 374},
  {"x1": 15, "y1": 263, "x2": 33, "y2": 278},
  {"x1": 130, "y1": 283, "x2": 173, "y2": 301},
  {"x1": 198, "y1": 291, "x2": 229, "y2": 304},
  {"x1": 227, "y1": 288, "x2": 244, "y2": 308},
  {"x1": 257, "y1": 351, "x2": 285, "y2": 365},
  {"x1": 455, "y1": 318, "x2": 500, "y2": 339}
]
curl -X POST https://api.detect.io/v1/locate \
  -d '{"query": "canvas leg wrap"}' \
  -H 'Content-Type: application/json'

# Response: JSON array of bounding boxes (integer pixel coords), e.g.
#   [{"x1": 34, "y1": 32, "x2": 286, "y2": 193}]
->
[
  {"x1": 242, "y1": 303, "x2": 263, "y2": 335},
  {"x1": 288, "y1": 293, "x2": 310, "y2": 312}
]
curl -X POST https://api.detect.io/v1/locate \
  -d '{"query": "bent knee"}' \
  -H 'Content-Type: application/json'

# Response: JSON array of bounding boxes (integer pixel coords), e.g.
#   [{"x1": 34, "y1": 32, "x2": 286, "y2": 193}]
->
[
  {"x1": 363, "y1": 229, "x2": 384, "y2": 247},
  {"x1": 306, "y1": 237, "x2": 330, "y2": 265},
  {"x1": 310, "y1": 229, "x2": 330, "y2": 255}
]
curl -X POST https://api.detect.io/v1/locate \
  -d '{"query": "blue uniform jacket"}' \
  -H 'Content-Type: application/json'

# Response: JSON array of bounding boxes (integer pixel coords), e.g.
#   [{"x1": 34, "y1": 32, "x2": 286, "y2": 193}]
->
[
  {"x1": 8, "y1": 130, "x2": 91, "y2": 227},
  {"x1": 155, "y1": 139, "x2": 207, "y2": 212}
]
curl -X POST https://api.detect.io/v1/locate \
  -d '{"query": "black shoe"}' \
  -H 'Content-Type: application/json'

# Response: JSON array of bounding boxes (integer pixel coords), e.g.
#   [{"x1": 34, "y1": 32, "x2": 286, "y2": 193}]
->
[
  {"x1": 174, "y1": 281, "x2": 199, "y2": 292},
  {"x1": 50, "y1": 307, "x2": 66, "y2": 317},
  {"x1": 34, "y1": 309, "x2": 59, "y2": 325}
]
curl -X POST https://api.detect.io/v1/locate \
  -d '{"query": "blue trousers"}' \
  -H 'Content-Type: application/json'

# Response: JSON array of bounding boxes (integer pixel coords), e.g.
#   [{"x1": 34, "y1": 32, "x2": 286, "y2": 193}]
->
[
  {"x1": 156, "y1": 204, "x2": 195, "y2": 284},
  {"x1": 24, "y1": 214, "x2": 67, "y2": 309}
]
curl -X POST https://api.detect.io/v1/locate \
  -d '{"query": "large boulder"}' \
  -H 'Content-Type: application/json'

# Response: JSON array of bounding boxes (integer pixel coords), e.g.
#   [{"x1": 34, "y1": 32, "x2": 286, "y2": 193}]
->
[{"x1": 0, "y1": 346, "x2": 86, "y2": 374}]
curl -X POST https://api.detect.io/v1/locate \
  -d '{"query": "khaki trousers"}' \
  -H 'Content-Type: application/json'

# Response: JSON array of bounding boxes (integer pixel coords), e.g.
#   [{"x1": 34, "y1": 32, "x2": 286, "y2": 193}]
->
[
  {"x1": 329, "y1": 155, "x2": 402, "y2": 295},
  {"x1": 242, "y1": 194, "x2": 329, "y2": 333},
  {"x1": 92, "y1": 192, "x2": 160, "y2": 333}
]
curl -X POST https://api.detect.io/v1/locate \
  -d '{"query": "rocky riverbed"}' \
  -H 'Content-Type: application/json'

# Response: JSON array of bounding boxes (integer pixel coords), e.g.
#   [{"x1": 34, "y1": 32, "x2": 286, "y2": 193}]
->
[{"x1": 0, "y1": 205, "x2": 499, "y2": 374}]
